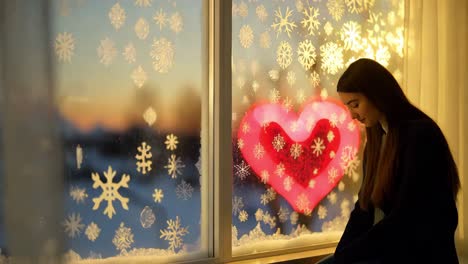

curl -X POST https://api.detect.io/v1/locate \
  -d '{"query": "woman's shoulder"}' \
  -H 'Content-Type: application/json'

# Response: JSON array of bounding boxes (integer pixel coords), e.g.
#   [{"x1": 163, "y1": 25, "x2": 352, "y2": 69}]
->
[{"x1": 398, "y1": 117, "x2": 446, "y2": 144}]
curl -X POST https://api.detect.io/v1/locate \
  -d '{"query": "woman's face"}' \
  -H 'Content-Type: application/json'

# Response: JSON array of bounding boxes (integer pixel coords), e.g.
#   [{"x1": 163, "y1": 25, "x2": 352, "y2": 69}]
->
[{"x1": 338, "y1": 92, "x2": 383, "y2": 127}]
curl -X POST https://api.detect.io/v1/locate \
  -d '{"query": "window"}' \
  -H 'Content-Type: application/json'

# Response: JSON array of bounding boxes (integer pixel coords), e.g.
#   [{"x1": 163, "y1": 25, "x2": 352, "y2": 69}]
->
[{"x1": 0, "y1": 0, "x2": 405, "y2": 263}]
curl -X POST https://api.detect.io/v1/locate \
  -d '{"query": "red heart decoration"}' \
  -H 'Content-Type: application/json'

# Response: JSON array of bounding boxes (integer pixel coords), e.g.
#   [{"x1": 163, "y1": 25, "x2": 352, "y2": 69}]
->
[{"x1": 238, "y1": 97, "x2": 360, "y2": 215}]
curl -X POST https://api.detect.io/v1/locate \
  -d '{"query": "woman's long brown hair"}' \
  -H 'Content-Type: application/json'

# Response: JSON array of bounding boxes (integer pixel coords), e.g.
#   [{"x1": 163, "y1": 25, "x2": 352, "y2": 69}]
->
[{"x1": 337, "y1": 58, "x2": 460, "y2": 210}]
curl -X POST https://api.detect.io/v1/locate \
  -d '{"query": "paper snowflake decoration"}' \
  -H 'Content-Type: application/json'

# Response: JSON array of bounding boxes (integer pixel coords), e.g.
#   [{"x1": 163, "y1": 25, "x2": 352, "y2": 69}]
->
[
  {"x1": 317, "y1": 205, "x2": 328, "y2": 219},
  {"x1": 297, "y1": 39, "x2": 316, "y2": 70},
  {"x1": 320, "y1": 42, "x2": 344, "y2": 75},
  {"x1": 113, "y1": 222, "x2": 134, "y2": 253},
  {"x1": 176, "y1": 180, "x2": 194, "y2": 200},
  {"x1": 311, "y1": 137, "x2": 325, "y2": 156},
  {"x1": 131, "y1": 65, "x2": 147, "y2": 88},
  {"x1": 328, "y1": 167, "x2": 338, "y2": 183},
  {"x1": 85, "y1": 222, "x2": 101, "y2": 241},
  {"x1": 135, "y1": 0, "x2": 152, "y2": 7},
  {"x1": 123, "y1": 43, "x2": 136, "y2": 64},
  {"x1": 341, "y1": 21, "x2": 362, "y2": 52},
  {"x1": 327, "y1": 191, "x2": 338, "y2": 204},
  {"x1": 143, "y1": 107, "x2": 157, "y2": 126},
  {"x1": 160, "y1": 216, "x2": 189, "y2": 252},
  {"x1": 275, "y1": 162, "x2": 286, "y2": 177},
  {"x1": 259, "y1": 31, "x2": 271, "y2": 49},
  {"x1": 239, "y1": 210, "x2": 248, "y2": 222},
  {"x1": 153, "y1": 8, "x2": 167, "y2": 30},
  {"x1": 55, "y1": 32, "x2": 75, "y2": 63},
  {"x1": 237, "y1": 1, "x2": 248, "y2": 17},
  {"x1": 164, "y1": 154, "x2": 185, "y2": 179},
  {"x1": 140, "y1": 206, "x2": 156, "y2": 228},
  {"x1": 165, "y1": 134, "x2": 179, "y2": 151},
  {"x1": 239, "y1": 25, "x2": 254, "y2": 48},
  {"x1": 153, "y1": 188, "x2": 164, "y2": 203},
  {"x1": 296, "y1": 193, "x2": 311, "y2": 215},
  {"x1": 253, "y1": 143, "x2": 265, "y2": 159},
  {"x1": 256, "y1": 5, "x2": 268, "y2": 22},
  {"x1": 109, "y1": 3, "x2": 126, "y2": 30},
  {"x1": 271, "y1": 6, "x2": 297, "y2": 38},
  {"x1": 135, "y1": 18, "x2": 150, "y2": 40},
  {"x1": 234, "y1": 160, "x2": 250, "y2": 180},
  {"x1": 150, "y1": 38, "x2": 174, "y2": 73},
  {"x1": 327, "y1": 0, "x2": 345, "y2": 21},
  {"x1": 136, "y1": 142, "x2": 152, "y2": 174},
  {"x1": 290, "y1": 143, "x2": 303, "y2": 159},
  {"x1": 97, "y1": 37, "x2": 117, "y2": 66},
  {"x1": 232, "y1": 196, "x2": 244, "y2": 216},
  {"x1": 276, "y1": 41, "x2": 293, "y2": 69},
  {"x1": 301, "y1": 7, "x2": 320, "y2": 36},
  {"x1": 91, "y1": 166, "x2": 130, "y2": 219},
  {"x1": 278, "y1": 206, "x2": 290, "y2": 223},
  {"x1": 255, "y1": 209, "x2": 264, "y2": 222},
  {"x1": 63, "y1": 213, "x2": 84, "y2": 238},
  {"x1": 169, "y1": 12, "x2": 183, "y2": 33},
  {"x1": 70, "y1": 186, "x2": 88, "y2": 204}
]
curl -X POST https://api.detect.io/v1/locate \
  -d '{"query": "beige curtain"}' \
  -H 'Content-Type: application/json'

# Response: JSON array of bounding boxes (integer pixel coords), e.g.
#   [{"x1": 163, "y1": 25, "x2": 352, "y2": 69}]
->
[{"x1": 404, "y1": 0, "x2": 468, "y2": 258}]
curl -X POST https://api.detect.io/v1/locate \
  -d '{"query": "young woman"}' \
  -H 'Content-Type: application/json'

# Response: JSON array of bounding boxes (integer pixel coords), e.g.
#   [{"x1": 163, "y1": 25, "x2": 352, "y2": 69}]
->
[{"x1": 319, "y1": 58, "x2": 460, "y2": 264}]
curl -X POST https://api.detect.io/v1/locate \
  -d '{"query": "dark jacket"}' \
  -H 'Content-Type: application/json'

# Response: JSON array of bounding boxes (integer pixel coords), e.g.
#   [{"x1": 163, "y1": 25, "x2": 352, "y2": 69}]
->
[{"x1": 334, "y1": 118, "x2": 459, "y2": 264}]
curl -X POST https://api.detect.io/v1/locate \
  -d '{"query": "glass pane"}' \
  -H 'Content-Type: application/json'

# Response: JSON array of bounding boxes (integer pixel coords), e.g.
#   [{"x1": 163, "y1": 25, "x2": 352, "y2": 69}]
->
[
  {"x1": 52, "y1": 0, "x2": 208, "y2": 261},
  {"x1": 231, "y1": 0, "x2": 404, "y2": 256}
]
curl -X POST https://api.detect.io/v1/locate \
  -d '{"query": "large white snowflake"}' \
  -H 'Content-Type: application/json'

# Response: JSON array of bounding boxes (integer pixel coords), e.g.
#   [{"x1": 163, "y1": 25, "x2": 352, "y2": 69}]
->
[
  {"x1": 150, "y1": 37, "x2": 174, "y2": 73},
  {"x1": 85, "y1": 222, "x2": 101, "y2": 242},
  {"x1": 109, "y1": 3, "x2": 126, "y2": 30},
  {"x1": 136, "y1": 141, "x2": 152, "y2": 175},
  {"x1": 70, "y1": 186, "x2": 88, "y2": 204},
  {"x1": 55, "y1": 32, "x2": 74, "y2": 63},
  {"x1": 169, "y1": 12, "x2": 183, "y2": 33},
  {"x1": 320, "y1": 42, "x2": 344, "y2": 75},
  {"x1": 135, "y1": 18, "x2": 150, "y2": 40},
  {"x1": 341, "y1": 21, "x2": 362, "y2": 52},
  {"x1": 160, "y1": 216, "x2": 189, "y2": 252},
  {"x1": 63, "y1": 213, "x2": 84, "y2": 238},
  {"x1": 176, "y1": 180, "x2": 194, "y2": 200},
  {"x1": 301, "y1": 7, "x2": 320, "y2": 36},
  {"x1": 113, "y1": 222, "x2": 134, "y2": 253},
  {"x1": 239, "y1": 25, "x2": 254, "y2": 48},
  {"x1": 277, "y1": 41, "x2": 293, "y2": 69},
  {"x1": 271, "y1": 7, "x2": 297, "y2": 38},
  {"x1": 234, "y1": 160, "x2": 250, "y2": 180},
  {"x1": 91, "y1": 166, "x2": 130, "y2": 219},
  {"x1": 164, "y1": 154, "x2": 185, "y2": 179},
  {"x1": 97, "y1": 37, "x2": 117, "y2": 66},
  {"x1": 297, "y1": 39, "x2": 316, "y2": 70}
]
